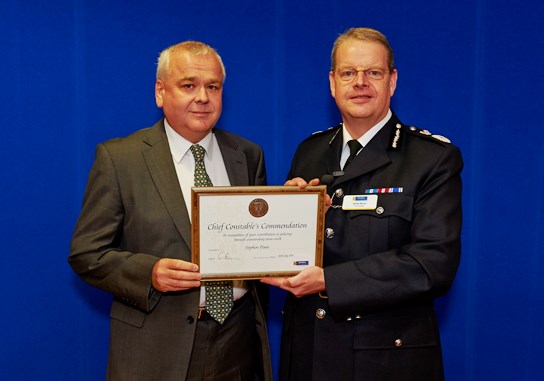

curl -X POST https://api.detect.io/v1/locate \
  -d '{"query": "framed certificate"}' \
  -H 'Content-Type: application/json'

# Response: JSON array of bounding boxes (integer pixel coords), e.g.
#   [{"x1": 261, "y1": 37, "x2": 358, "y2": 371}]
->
[{"x1": 191, "y1": 185, "x2": 326, "y2": 280}]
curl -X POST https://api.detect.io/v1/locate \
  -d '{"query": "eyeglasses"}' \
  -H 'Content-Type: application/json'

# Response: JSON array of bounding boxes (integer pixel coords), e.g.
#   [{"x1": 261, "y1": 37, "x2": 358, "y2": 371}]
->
[{"x1": 335, "y1": 67, "x2": 388, "y2": 82}]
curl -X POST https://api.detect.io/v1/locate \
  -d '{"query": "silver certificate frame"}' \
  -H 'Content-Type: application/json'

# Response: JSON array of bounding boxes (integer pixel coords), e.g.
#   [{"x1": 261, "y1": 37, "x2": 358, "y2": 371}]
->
[{"x1": 191, "y1": 185, "x2": 326, "y2": 280}]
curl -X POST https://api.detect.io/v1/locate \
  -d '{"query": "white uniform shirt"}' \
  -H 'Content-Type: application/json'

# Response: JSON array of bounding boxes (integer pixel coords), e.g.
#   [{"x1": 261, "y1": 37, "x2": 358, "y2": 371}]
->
[{"x1": 340, "y1": 109, "x2": 392, "y2": 169}]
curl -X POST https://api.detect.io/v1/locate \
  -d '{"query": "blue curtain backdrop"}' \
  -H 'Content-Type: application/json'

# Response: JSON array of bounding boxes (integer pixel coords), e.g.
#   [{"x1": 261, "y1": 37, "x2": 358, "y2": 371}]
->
[{"x1": 1, "y1": 0, "x2": 543, "y2": 379}]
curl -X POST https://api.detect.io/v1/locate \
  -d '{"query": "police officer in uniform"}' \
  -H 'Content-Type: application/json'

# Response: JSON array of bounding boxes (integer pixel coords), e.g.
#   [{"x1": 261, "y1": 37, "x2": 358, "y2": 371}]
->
[{"x1": 262, "y1": 28, "x2": 463, "y2": 381}]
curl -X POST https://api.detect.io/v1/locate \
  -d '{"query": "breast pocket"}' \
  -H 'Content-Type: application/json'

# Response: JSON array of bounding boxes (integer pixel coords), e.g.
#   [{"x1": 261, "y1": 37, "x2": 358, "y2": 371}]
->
[
  {"x1": 348, "y1": 193, "x2": 414, "y2": 255},
  {"x1": 352, "y1": 314, "x2": 441, "y2": 378},
  {"x1": 353, "y1": 315, "x2": 437, "y2": 350}
]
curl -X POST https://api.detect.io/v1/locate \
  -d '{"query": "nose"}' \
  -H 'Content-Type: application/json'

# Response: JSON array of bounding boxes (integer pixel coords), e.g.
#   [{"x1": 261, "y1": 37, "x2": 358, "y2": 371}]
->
[
  {"x1": 354, "y1": 71, "x2": 368, "y2": 87},
  {"x1": 195, "y1": 86, "x2": 209, "y2": 103}
]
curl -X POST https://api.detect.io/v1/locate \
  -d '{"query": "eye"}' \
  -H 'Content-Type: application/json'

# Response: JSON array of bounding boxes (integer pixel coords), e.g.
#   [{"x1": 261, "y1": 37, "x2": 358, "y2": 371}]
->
[
  {"x1": 207, "y1": 84, "x2": 220, "y2": 91},
  {"x1": 182, "y1": 83, "x2": 194, "y2": 89},
  {"x1": 366, "y1": 69, "x2": 384, "y2": 80},
  {"x1": 338, "y1": 69, "x2": 356, "y2": 80}
]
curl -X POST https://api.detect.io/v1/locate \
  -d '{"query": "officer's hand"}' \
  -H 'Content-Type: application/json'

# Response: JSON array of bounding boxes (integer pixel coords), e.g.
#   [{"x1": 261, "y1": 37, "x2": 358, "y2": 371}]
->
[
  {"x1": 261, "y1": 266, "x2": 325, "y2": 298},
  {"x1": 152, "y1": 258, "x2": 201, "y2": 292},
  {"x1": 284, "y1": 177, "x2": 320, "y2": 188},
  {"x1": 284, "y1": 178, "x2": 332, "y2": 212}
]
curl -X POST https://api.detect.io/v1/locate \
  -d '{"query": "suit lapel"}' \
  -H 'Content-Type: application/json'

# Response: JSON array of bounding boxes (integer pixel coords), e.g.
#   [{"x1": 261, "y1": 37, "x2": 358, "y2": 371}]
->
[
  {"x1": 141, "y1": 120, "x2": 192, "y2": 248},
  {"x1": 214, "y1": 129, "x2": 249, "y2": 186}
]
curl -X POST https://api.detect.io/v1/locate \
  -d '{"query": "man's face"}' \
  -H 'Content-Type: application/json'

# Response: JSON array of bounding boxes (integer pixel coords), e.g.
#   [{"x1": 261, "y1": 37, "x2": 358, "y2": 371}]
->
[
  {"x1": 329, "y1": 39, "x2": 397, "y2": 131},
  {"x1": 155, "y1": 51, "x2": 223, "y2": 143}
]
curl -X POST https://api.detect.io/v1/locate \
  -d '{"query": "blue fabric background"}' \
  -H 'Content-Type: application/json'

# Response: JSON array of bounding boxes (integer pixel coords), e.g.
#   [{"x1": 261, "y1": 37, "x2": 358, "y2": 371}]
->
[{"x1": 1, "y1": 1, "x2": 542, "y2": 379}]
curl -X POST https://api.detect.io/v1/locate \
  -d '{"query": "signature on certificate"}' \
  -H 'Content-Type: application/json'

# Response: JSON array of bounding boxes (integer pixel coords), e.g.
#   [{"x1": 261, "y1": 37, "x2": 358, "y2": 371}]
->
[{"x1": 217, "y1": 250, "x2": 240, "y2": 261}]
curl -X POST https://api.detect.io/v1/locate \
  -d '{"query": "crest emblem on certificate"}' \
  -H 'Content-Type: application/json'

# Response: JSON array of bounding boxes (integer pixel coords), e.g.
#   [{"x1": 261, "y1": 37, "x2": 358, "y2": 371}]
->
[{"x1": 249, "y1": 198, "x2": 269, "y2": 218}]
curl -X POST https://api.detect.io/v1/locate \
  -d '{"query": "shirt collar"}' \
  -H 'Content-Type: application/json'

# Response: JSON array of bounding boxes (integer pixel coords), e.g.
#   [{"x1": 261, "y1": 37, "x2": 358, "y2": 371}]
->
[
  {"x1": 164, "y1": 119, "x2": 214, "y2": 163},
  {"x1": 342, "y1": 109, "x2": 392, "y2": 149}
]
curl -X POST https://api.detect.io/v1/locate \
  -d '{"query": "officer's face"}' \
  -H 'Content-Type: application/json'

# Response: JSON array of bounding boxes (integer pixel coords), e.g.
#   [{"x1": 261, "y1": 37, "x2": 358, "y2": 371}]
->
[
  {"x1": 155, "y1": 51, "x2": 223, "y2": 143},
  {"x1": 329, "y1": 39, "x2": 397, "y2": 131}
]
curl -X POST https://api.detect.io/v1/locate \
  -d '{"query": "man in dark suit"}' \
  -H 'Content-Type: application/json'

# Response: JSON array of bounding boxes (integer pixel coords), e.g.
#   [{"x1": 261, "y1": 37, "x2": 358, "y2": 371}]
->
[
  {"x1": 69, "y1": 41, "x2": 272, "y2": 381},
  {"x1": 263, "y1": 27, "x2": 463, "y2": 380}
]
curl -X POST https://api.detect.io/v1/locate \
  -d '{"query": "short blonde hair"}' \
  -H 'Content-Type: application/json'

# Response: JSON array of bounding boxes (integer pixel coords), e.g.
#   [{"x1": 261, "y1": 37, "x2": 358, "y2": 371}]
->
[
  {"x1": 156, "y1": 41, "x2": 226, "y2": 80},
  {"x1": 331, "y1": 28, "x2": 395, "y2": 72}
]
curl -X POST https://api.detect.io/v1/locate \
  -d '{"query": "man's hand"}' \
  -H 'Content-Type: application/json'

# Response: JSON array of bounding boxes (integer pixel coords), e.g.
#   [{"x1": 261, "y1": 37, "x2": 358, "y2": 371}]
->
[
  {"x1": 152, "y1": 258, "x2": 201, "y2": 292},
  {"x1": 284, "y1": 177, "x2": 321, "y2": 188},
  {"x1": 261, "y1": 266, "x2": 325, "y2": 298},
  {"x1": 284, "y1": 177, "x2": 332, "y2": 212}
]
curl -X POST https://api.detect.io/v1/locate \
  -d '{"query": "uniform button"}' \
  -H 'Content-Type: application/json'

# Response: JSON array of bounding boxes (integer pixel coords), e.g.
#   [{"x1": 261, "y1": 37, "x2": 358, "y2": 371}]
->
[
  {"x1": 187, "y1": 316, "x2": 195, "y2": 324},
  {"x1": 334, "y1": 188, "x2": 344, "y2": 198},
  {"x1": 315, "y1": 308, "x2": 326, "y2": 319},
  {"x1": 376, "y1": 206, "x2": 384, "y2": 215},
  {"x1": 325, "y1": 228, "x2": 334, "y2": 238},
  {"x1": 354, "y1": 314, "x2": 362, "y2": 320},
  {"x1": 395, "y1": 339, "x2": 403, "y2": 347}
]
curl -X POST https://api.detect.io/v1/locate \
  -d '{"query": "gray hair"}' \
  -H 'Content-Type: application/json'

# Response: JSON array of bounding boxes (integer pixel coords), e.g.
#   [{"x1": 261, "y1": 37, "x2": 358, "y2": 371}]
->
[{"x1": 156, "y1": 41, "x2": 226, "y2": 80}]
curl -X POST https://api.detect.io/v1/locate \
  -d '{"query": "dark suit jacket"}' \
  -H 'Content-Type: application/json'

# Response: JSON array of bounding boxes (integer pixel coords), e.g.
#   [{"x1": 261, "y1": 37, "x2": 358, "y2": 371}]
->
[
  {"x1": 69, "y1": 120, "x2": 272, "y2": 381},
  {"x1": 280, "y1": 113, "x2": 463, "y2": 381}
]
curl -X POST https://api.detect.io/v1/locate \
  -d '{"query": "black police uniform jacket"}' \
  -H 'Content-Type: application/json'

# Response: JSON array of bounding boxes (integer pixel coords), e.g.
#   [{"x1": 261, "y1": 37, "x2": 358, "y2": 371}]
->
[{"x1": 280, "y1": 113, "x2": 463, "y2": 381}]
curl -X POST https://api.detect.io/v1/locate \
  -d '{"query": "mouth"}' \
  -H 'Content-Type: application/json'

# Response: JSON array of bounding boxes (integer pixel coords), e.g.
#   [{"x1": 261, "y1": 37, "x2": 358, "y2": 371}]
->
[
  {"x1": 191, "y1": 110, "x2": 211, "y2": 117},
  {"x1": 349, "y1": 94, "x2": 372, "y2": 103}
]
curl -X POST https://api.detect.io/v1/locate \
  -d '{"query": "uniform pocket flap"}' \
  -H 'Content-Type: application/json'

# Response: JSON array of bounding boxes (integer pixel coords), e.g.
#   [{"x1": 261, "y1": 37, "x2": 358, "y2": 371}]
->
[{"x1": 354, "y1": 315, "x2": 437, "y2": 350}]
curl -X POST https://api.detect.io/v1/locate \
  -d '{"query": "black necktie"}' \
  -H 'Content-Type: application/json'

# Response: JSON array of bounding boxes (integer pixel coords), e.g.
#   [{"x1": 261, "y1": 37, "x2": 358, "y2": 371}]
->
[
  {"x1": 190, "y1": 144, "x2": 233, "y2": 324},
  {"x1": 344, "y1": 139, "x2": 362, "y2": 169}
]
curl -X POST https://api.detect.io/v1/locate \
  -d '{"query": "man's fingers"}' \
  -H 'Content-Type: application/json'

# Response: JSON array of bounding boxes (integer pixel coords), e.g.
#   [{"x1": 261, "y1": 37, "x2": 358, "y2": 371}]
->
[
  {"x1": 160, "y1": 258, "x2": 199, "y2": 272},
  {"x1": 284, "y1": 177, "x2": 321, "y2": 188},
  {"x1": 260, "y1": 277, "x2": 281, "y2": 287},
  {"x1": 261, "y1": 267, "x2": 325, "y2": 298},
  {"x1": 154, "y1": 275, "x2": 201, "y2": 292},
  {"x1": 261, "y1": 276, "x2": 299, "y2": 290},
  {"x1": 284, "y1": 177, "x2": 308, "y2": 188},
  {"x1": 152, "y1": 258, "x2": 201, "y2": 292}
]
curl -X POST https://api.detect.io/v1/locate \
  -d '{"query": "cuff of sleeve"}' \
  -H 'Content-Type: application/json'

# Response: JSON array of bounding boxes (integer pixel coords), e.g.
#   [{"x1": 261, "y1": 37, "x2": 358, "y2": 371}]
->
[{"x1": 147, "y1": 286, "x2": 161, "y2": 311}]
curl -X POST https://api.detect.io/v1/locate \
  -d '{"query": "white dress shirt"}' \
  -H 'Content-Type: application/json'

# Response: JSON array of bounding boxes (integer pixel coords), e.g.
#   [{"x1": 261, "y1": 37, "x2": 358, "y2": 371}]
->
[{"x1": 164, "y1": 120, "x2": 247, "y2": 306}]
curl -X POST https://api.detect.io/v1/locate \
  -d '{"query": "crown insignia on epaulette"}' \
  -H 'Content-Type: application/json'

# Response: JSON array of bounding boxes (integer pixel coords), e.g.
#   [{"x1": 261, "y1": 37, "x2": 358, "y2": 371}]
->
[{"x1": 431, "y1": 134, "x2": 451, "y2": 143}]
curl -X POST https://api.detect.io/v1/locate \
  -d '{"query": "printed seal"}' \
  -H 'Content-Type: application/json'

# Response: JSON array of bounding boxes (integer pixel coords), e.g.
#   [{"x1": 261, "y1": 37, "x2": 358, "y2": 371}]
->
[{"x1": 249, "y1": 198, "x2": 269, "y2": 218}]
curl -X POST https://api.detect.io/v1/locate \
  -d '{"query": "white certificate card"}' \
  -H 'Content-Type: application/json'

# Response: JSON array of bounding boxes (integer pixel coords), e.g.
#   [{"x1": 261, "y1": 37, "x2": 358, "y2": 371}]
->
[{"x1": 191, "y1": 186, "x2": 325, "y2": 279}]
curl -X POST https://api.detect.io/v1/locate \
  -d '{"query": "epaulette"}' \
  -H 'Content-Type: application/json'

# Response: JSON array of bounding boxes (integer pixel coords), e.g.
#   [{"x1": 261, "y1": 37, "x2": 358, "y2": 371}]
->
[
  {"x1": 300, "y1": 123, "x2": 342, "y2": 144},
  {"x1": 407, "y1": 125, "x2": 451, "y2": 143},
  {"x1": 388, "y1": 122, "x2": 452, "y2": 150},
  {"x1": 404, "y1": 125, "x2": 452, "y2": 144}
]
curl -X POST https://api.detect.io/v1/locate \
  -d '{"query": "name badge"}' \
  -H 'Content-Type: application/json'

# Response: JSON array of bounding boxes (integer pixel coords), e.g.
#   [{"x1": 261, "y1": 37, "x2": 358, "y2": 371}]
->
[{"x1": 342, "y1": 195, "x2": 378, "y2": 210}]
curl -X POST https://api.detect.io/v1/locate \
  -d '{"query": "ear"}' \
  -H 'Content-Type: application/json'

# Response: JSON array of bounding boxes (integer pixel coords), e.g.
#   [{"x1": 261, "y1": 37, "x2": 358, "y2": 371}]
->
[
  {"x1": 329, "y1": 71, "x2": 336, "y2": 99},
  {"x1": 389, "y1": 69, "x2": 398, "y2": 97},
  {"x1": 155, "y1": 80, "x2": 164, "y2": 108}
]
